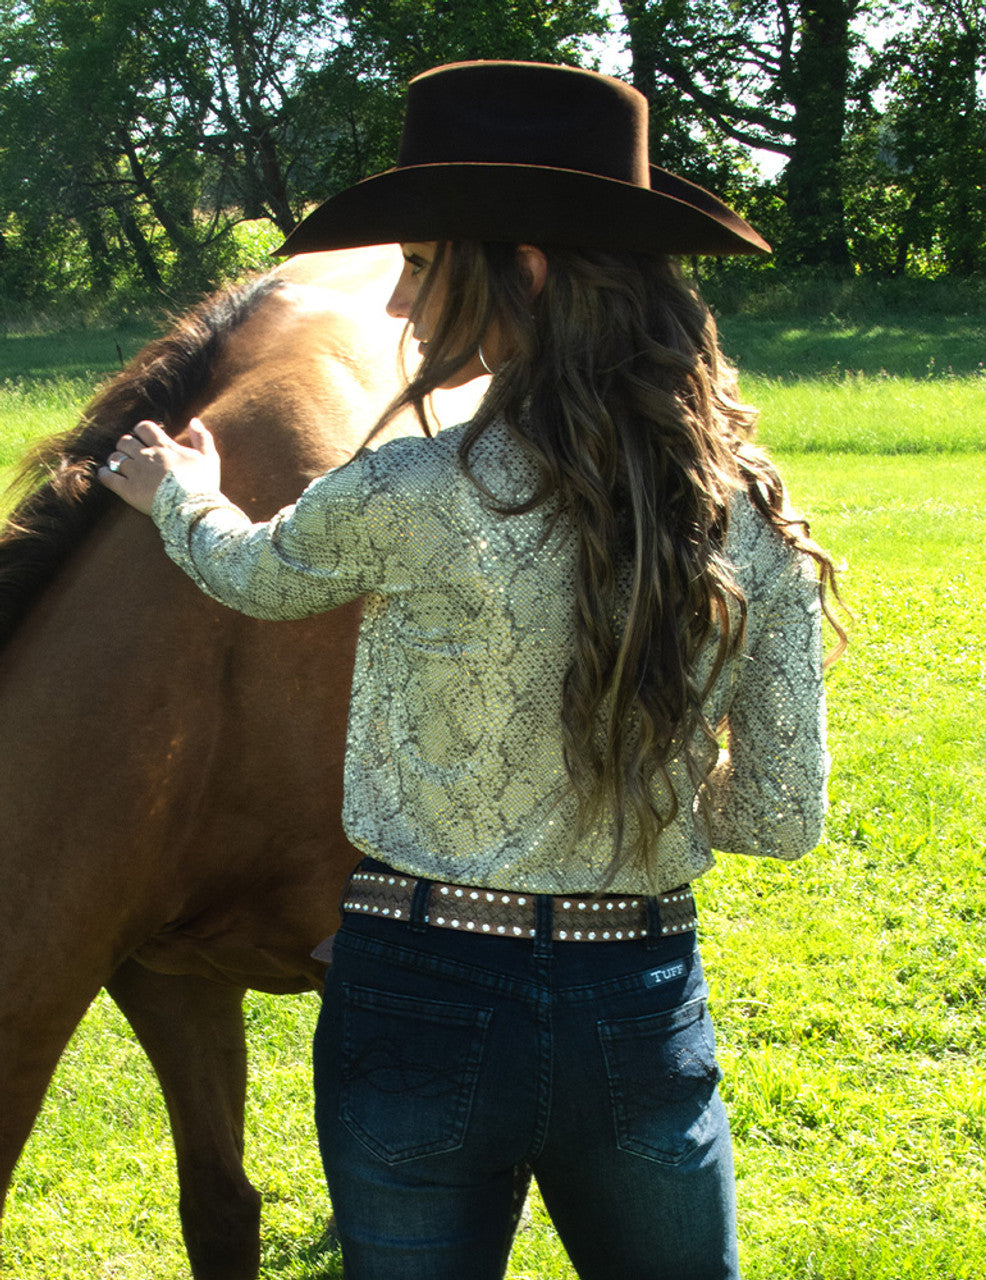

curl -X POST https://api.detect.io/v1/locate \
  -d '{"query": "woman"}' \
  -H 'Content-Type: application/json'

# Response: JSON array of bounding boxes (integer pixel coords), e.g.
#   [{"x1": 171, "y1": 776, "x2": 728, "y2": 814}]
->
[{"x1": 100, "y1": 61, "x2": 843, "y2": 1280}]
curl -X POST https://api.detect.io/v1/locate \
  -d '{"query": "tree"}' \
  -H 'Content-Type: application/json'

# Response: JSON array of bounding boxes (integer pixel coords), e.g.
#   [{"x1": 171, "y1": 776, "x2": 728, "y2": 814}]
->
[
  {"x1": 1, "y1": 0, "x2": 223, "y2": 296},
  {"x1": 290, "y1": 0, "x2": 609, "y2": 196},
  {"x1": 0, "y1": 0, "x2": 344, "y2": 299},
  {"x1": 3, "y1": 0, "x2": 979, "y2": 299},
  {"x1": 860, "y1": 0, "x2": 986, "y2": 275},
  {"x1": 332, "y1": 0, "x2": 606, "y2": 80},
  {"x1": 0, "y1": 0, "x2": 611, "y2": 302},
  {"x1": 187, "y1": 0, "x2": 333, "y2": 236},
  {"x1": 615, "y1": 0, "x2": 867, "y2": 270}
]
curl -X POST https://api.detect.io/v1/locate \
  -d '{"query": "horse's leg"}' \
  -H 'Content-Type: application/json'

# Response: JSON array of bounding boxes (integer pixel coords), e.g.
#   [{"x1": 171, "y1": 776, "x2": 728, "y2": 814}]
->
[
  {"x1": 0, "y1": 976, "x2": 104, "y2": 1217},
  {"x1": 106, "y1": 959, "x2": 262, "y2": 1280}
]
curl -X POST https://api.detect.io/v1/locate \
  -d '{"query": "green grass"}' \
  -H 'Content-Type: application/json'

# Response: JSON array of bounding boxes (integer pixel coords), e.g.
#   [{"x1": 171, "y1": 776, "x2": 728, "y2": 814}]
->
[
  {"x1": 2, "y1": 312, "x2": 985, "y2": 1278},
  {"x1": 720, "y1": 314, "x2": 986, "y2": 380},
  {"x1": 697, "y1": 449, "x2": 986, "y2": 1279},
  {"x1": 744, "y1": 374, "x2": 986, "y2": 454},
  {"x1": 0, "y1": 324, "x2": 156, "y2": 493}
]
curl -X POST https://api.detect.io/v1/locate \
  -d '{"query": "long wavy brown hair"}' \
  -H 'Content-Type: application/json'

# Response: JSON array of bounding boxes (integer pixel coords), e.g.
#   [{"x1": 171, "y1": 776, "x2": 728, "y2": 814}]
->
[{"x1": 371, "y1": 241, "x2": 845, "y2": 880}]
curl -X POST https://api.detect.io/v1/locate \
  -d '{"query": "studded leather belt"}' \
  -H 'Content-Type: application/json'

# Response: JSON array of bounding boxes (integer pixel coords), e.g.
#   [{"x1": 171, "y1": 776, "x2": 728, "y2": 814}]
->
[{"x1": 340, "y1": 869, "x2": 697, "y2": 942}]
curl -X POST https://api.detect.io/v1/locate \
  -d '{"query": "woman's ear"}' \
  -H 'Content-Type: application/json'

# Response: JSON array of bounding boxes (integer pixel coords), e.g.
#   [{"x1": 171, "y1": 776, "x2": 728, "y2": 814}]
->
[{"x1": 516, "y1": 244, "x2": 548, "y2": 300}]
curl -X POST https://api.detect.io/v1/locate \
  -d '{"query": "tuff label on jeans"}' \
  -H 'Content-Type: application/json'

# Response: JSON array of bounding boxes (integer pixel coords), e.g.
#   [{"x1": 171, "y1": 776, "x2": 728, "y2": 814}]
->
[{"x1": 643, "y1": 960, "x2": 688, "y2": 987}]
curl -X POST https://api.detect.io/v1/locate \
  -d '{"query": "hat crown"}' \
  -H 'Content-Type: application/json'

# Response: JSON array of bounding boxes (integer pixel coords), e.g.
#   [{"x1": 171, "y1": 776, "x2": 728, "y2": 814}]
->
[
  {"x1": 277, "y1": 60, "x2": 770, "y2": 259},
  {"x1": 397, "y1": 61, "x2": 651, "y2": 188}
]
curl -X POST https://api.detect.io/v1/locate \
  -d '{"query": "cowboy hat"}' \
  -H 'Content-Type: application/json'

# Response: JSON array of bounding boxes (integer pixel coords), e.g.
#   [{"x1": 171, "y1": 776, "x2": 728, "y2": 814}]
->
[{"x1": 277, "y1": 60, "x2": 769, "y2": 258}]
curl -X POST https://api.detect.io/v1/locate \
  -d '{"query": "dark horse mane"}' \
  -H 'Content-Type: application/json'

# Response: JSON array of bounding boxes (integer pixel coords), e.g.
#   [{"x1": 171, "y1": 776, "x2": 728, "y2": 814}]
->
[{"x1": 0, "y1": 272, "x2": 285, "y2": 652}]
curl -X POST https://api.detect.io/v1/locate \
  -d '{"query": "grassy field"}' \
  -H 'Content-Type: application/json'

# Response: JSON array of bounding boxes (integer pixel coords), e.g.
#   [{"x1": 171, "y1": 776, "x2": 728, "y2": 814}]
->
[{"x1": 1, "y1": 305, "x2": 984, "y2": 1278}]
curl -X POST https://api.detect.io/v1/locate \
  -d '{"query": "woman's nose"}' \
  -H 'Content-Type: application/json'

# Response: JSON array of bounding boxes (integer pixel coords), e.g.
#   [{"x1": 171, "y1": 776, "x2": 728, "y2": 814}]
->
[{"x1": 386, "y1": 273, "x2": 412, "y2": 319}]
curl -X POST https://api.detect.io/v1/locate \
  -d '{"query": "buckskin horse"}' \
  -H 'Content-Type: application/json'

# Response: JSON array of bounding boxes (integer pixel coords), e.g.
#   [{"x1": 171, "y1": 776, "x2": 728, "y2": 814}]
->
[{"x1": 0, "y1": 246, "x2": 484, "y2": 1279}]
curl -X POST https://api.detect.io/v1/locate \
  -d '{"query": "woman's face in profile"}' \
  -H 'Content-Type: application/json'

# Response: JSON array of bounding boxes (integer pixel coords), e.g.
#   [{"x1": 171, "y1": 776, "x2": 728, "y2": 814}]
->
[
  {"x1": 385, "y1": 243, "x2": 488, "y2": 388},
  {"x1": 385, "y1": 241, "x2": 546, "y2": 387}
]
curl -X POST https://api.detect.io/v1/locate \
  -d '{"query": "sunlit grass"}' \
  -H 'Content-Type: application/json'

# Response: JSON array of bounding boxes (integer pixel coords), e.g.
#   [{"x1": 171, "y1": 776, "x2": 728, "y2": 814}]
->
[
  {"x1": 0, "y1": 377, "x2": 96, "y2": 472},
  {"x1": 0, "y1": 323, "x2": 154, "y2": 496},
  {"x1": 698, "y1": 449, "x2": 986, "y2": 1279},
  {"x1": 746, "y1": 372, "x2": 986, "y2": 454}
]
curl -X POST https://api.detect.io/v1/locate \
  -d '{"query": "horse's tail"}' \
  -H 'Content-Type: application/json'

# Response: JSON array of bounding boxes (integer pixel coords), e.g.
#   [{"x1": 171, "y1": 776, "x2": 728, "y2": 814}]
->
[{"x1": 0, "y1": 273, "x2": 285, "y2": 651}]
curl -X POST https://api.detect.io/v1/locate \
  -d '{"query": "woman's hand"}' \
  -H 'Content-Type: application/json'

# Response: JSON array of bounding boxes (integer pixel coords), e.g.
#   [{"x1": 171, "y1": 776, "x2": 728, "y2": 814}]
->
[{"x1": 98, "y1": 418, "x2": 221, "y2": 516}]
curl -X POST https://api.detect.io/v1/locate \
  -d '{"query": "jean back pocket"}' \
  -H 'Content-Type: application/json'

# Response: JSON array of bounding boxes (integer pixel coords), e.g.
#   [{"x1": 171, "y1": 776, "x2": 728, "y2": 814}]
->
[
  {"x1": 340, "y1": 982, "x2": 492, "y2": 1163},
  {"x1": 598, "y1": 996, "x2": 723, "y2": 1165}
]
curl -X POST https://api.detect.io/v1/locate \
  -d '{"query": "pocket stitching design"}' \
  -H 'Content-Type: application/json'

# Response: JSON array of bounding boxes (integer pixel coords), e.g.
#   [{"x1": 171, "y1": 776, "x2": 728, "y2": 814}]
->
[{"x1": 340, "y1": 983, "x2": 493, "y2": 1164}]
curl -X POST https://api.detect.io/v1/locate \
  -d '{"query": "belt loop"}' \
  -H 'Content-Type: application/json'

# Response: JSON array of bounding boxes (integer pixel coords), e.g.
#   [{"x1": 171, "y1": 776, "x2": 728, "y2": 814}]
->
[
  {"x1": 534, "y1": 895, "x2": 553, "y2": 958},
  {"x1": 645, "y1": 896, "x2": 664, "y2": 950},
  {"x1": 338, "y1": 866, "x2": 358, "y2": 914},
  {"x1": 410, "y1": 878, "x2": 432, "y2": 933}
]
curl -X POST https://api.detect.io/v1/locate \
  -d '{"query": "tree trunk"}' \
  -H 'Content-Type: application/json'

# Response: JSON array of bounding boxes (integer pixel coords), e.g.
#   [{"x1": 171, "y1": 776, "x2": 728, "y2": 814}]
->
[
  {"x1": 783, "y1": 1, "x2": 854, "y2": 271},
  {"x1": 255, "y1": 128, "x2": 296, "y2": 236},
  {"x1": 619, "y1": 0, "x2": 691, "y2": 162},
  {"x1": 620, "y1": 0, "x2": 661, "y2": 102},
  {"x1": 80, "y1": 207, "x2": 114, "y2": 295},
  {"x1": 892, "y1": 189, "x2": 923, "y2": 277},
  {"x1": 119, "y1": 134, "x2": 196, "y2": 252},
  {"x1": 111, "y1": 202, "x2": 164, "y2": 290}
]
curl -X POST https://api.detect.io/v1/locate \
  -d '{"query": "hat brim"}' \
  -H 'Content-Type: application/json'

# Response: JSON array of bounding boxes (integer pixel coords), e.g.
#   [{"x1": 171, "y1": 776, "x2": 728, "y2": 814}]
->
[{"x1": 276, "y1": 163, "x2": 770, "y2": 258}]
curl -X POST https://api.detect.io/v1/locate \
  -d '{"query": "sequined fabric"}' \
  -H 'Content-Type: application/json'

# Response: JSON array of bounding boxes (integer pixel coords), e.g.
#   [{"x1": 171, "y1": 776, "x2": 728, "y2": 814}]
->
[{"x1": 152, "y1": 418, "x2": 828, "y2": 894}]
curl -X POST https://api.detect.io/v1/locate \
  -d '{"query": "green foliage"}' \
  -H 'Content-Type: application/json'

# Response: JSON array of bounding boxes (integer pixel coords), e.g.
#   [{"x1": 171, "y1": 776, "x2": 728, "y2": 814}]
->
[
  {"x1": 0, "y1": 0, "x2": 347, "y2": 303},
  {"x1": 846, "y1": 0, "x2": 986, "y2": 277},
  {"x1": 289, "y1": 0, "x2": 611, "y2": 203},
  {"x1": 335, "y1": 0, "x2": 607, "y2": 77},
  {"x1": 0, "y1": 0, "x2": 616, "y2": 306},
  {"x1": 1, "y1": 0, "x2": 984, "y2": 305},
  {"x1": 615, "y1": 0, "x2": 860, "y2": 269}
]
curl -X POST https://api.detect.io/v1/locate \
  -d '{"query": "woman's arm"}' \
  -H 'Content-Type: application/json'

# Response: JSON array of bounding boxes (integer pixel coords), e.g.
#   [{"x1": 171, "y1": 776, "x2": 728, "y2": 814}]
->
[
  {"x1": 702, "y1": 553, "x2": 829, "y2": 860},
  {"x1": 99, "y1": 418, "x2": 397, "y2": 620}
]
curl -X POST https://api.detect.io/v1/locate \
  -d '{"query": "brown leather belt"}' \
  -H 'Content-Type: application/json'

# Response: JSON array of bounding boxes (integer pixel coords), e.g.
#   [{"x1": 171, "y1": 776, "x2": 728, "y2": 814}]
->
[{"x1": 341, "y1": 870, "x2": 697, "y2": 942}]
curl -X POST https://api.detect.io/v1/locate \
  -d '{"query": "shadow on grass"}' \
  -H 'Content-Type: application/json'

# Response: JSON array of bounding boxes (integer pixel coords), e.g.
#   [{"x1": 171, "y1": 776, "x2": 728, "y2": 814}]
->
[
  {"x1": 717, "y1": 316, "x2": 986, "y2": 380},
  {"x1": 259, "y1": 1214, "x2": 344, "y2": 1279},
  {"x1": 0, "y1": 324, "x2": 157, "y2": 383},
  {"x1": 3, "y1": 297, "x2": 982, "y2": 386}
]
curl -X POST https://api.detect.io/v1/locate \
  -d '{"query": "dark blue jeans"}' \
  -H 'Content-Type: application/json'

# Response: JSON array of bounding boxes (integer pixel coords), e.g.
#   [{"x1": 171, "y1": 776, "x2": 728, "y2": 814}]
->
[{"x1": 313, "y1": 902, "x2": 739, "y2": 1280}]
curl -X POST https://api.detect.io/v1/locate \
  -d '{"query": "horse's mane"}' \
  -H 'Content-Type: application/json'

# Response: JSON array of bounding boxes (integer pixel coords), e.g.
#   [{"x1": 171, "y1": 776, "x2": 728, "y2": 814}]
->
[{"x1": 0, "y1": 272, "x2": 285, "y2": 651}]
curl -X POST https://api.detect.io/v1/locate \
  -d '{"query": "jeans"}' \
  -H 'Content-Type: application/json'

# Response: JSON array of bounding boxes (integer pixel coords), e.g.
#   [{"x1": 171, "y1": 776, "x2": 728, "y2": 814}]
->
[{"x1": 313, "y1": 889, "x2": 739, "y2": 1280}]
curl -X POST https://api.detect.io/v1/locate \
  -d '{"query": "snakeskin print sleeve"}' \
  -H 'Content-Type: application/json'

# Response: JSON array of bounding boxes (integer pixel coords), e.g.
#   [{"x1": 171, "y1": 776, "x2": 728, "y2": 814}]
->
[
  {"x1": 151, "y1": 434, "x2": 434, "y2": 619},
  {"x1": 701, "y1": 505, "x2": 829, "y2": 860}
]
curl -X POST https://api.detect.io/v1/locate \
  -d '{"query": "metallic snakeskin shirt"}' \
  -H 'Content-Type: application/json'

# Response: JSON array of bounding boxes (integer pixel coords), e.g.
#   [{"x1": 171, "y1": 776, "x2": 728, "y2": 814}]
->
[{"x1": 152, "y1": 419, "x2": 828, "y2": 894}]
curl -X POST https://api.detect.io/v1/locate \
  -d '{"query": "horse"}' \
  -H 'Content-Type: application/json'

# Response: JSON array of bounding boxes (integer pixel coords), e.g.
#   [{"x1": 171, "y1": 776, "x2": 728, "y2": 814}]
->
[{"x1": 0, "y1": 245, "x2": 485, "y2": 1280}]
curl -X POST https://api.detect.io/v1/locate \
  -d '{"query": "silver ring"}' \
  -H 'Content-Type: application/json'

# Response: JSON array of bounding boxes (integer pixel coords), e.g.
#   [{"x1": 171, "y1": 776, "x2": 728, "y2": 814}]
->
[{"x1": 107, "y1": 456, "x2": 124, "y2": 474}]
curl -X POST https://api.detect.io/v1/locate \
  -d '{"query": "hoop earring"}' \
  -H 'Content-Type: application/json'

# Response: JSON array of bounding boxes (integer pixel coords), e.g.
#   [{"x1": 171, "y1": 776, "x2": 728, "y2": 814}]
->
[{"x1": 477, "y1": 345, "x2": 495, "y2": 375}]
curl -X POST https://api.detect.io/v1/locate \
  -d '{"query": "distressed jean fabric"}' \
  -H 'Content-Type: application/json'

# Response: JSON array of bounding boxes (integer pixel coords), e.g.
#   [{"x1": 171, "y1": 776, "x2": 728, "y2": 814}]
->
[{"x1": 313, "y1": 900, "x2": 739, "y2": 1280}]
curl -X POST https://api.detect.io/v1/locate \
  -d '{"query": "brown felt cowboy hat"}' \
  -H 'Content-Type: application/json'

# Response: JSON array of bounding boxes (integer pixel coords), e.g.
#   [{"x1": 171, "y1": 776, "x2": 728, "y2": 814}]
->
[{"x1": 278, "y1": 60, "x2": 769, "y2": 258}]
